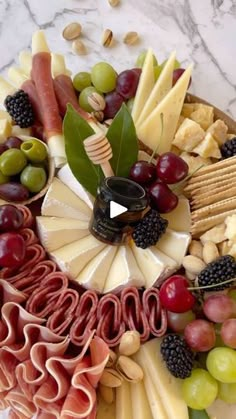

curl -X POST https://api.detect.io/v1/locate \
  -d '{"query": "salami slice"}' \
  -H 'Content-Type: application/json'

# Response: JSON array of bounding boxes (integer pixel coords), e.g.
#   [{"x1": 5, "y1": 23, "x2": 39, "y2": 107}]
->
[
  {"x1": 70, "y1": 291, "x2": 98, "y2": 347},
  {"x1": 46, "y1": 289, "x2": 79, "y2": 335},
  {"x1": 18, "y1": 205, "x2": 34, "y2": 229},
  {"x1": 142, "y1": 288, "x2": 168, "y2": 337},
  {"x1": 96, "y1": 293, "x2": 125, "y2": 347},
  {"x1": 19, "y1": 228, "x2": 39, "y2": 246},
  {"x1": 121, "y1": 287, "x2": 150, "y2": 342},
  {"x1": 20, "y1": 261, "x2": 57, "y2": 296}
]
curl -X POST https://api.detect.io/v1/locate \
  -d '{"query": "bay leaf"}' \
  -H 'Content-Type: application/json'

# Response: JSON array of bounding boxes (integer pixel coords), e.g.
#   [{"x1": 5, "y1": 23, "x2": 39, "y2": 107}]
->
[
  {"x1": 188, "y1": 408, "x2": 210, "y2": 419},
  {"x1": 63, "y1": 104, "x2": 103, "y2": 196},
  {"x1": 106, "y1": 103, "x2": 138, "y2": 177}
]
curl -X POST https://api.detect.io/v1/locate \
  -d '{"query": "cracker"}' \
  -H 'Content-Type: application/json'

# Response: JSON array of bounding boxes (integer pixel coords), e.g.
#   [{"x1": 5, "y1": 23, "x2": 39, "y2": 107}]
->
[
  {"x1": 191, "y1": 209, "x2": 236, "y2": 236},
  {"x1": 191, "y1": 186, "x2": 236, "y2": 209},
  {"x1": 185, "y1": 169, "x2": 236, "y2": 191},
  {"x1": 187, "y1": 156, "x2": 236, "y2": 182},
  {"x1": 192, "y1": 197, "x2": 236, "y2": 220},
  {"x1": 190, "y1": 180, "x2": 236, "y2": 201}
]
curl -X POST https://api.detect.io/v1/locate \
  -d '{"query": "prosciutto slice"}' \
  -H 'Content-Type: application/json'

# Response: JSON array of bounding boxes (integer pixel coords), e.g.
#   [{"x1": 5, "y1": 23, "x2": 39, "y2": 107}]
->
[
  {"x1": 0, "y1": 279, "x2": 26, "y2": 306},
  {"x1": 21, "y1": 79, "x2": 44, "y2": 125}
]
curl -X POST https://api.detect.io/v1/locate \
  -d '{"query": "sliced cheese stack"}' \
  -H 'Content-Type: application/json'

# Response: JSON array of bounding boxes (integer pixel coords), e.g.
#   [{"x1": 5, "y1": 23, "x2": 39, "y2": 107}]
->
[{"x1": 134, "y1": 339, "x2": 189, "y2": 419}]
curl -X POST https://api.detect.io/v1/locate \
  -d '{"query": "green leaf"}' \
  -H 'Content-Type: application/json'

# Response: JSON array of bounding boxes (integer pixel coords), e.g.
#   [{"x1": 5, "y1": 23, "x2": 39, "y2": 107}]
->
[
  {"x1": 188, "y1": 408, "x2": 210, "y2": 419},
  {"x1": 63, "y1": 104, "x2": 103, "y2": 197},
  {"x1": 106, "y1": 103, "x2": 138, "y2": 177}
]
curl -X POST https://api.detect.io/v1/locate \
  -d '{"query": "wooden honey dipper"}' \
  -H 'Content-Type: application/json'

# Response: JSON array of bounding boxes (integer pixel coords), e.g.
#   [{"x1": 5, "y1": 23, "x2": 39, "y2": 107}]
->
[{"x1": 84, "y1": 132, "x2": 114, "y2": 177}]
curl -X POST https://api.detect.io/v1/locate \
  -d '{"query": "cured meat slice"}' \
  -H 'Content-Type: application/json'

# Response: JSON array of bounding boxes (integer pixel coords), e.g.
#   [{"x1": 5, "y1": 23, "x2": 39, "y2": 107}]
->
[
  {"x1": 19, "y1": 228, "x2": 38, "y2": 246},
  {"x1": 0, "y1": 350, "x2": 18, "y2": 390},
  {"x1": 18, "y1": 205, "x2": 34, "y2": 229},
  {"x1": 96, "y1": 294, "x2": 125, "y2": 347},
  {"x1": 121, "y1": 287, "x2": 150, "y2": 342},
  {"x1": 0, "y1": 279, "x2": 26, "y2": 306},
  {"x1": 21, "y1": 79, "x2": 44, "y2": 125},
  {"x1": 0, "y1": 391, "x2": 9, "y2": 410},
  {"x1": 15, "y1": 261, "x2": 57, "y2": 296},
  {"x1": 70, "y1": 291, "x2": 98, "y2": 347},
  {"x1": 5, "y1": 385, "x2": 37, "y2": 418},
  {"x1": 46, "y1": 289, "x2": 79, "y2": 335},
  {"x1": 142, "y1": 288, "x2": 168, "y2": 337}
]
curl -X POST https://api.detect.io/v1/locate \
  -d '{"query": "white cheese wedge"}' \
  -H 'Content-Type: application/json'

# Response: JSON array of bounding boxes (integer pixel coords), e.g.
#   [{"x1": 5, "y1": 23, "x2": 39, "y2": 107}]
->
[
  {"x1": 137, "y1": 65, "x2": 193, "y2": 154},
  {"x1": 131, "y1": 48, "x2": 155, "y2": 124},
  {"x1": 131, "y1": 243, "x2": 178, "y2": 288},
  {"x1": 103, "y1": 245, "x2": 145, "y2": 293},
  {"x1": 130, "y1": 381, "x2": 153, "y2": 419},
  {"x1": 136, "y1": 51, "x2": 176, "y2": 127},
  {"x1": 50, "y1": 235, "x2": 106, "y2": 278},
  {"x1": 156, "y1": 228, "x2": 191, "y2": 265},
  {"x1": 136, "y1": 339, "x2": 189, "y2": 419},
  {"x1": 75, "y1": 245, "x2": 117, "y2": 293},
  {"x1": 97, "y1": 396, "x2": 116, "y2": 419},
  {"x1": 134, "y1": 352, "x2": 167, "y2": 419},
  {"x1": 36, "y1": 216, "x2": 89, "y2": 252},
  {"x1": 57, "y1": 164, "x2": 94, "y2": 210},
  {"x1": 162, "y1": 197, "x2": 191, "y2": 233},
  {"x1": 41, "y1": 178, "x2": 91, "y2": 221},
  {"x1": 116, "y1": 381, "x2": 133, "y2": 419}
]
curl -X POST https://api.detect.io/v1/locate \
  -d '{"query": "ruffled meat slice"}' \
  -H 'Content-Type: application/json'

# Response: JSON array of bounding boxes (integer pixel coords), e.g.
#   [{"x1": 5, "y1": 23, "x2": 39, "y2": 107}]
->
[
  {"x1": 70, "y1": 291, "x2": 98, "y2": 347},
  {"x1": 96, "y1": 293, "x2": 125, "y2": 347},
  {"x1": 5, "y1": 385, "x2": 37, "y2": 418},
  {"x1": 142, "y1": 288, "x2": 168, "y2": 337},
  {"x1": 0, "y1": 350, "x2": 18, "y2": 390},
  {"x1": 46, "y1": 289, "x2": 79, "y2": 335},
  {"x1": 0, "y1": 279, "x2": 26, "y2": 306},
  {"x1": 0, "y1": 390, "x2": 9, "y2": 410}
]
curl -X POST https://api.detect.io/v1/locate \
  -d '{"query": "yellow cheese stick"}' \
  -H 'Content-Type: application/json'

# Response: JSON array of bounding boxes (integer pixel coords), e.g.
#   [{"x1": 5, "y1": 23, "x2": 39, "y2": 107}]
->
[
  {"x1": 130, "y1": 381, "x2": 153, "y2": 419},
  {"x1": 97, "y1": 395, "x2": 116, "y2": 419},
  {"x1": 19, "y1": 50, "x2": 32, "y2": 77},
  {"x1": 116, "y1": 380, "x2": 133, "y2": 419},
  {"x1": 0, "y1": 77, "x2": 16, "y2": 104},
  {"x1": 8, "y1": 67, "x2": 28, "y2": 88}
]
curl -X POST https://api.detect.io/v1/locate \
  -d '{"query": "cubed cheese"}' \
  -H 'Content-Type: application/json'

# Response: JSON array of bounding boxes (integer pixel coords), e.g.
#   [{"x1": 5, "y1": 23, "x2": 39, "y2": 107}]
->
[
  {"x1": 200, "y1": 223, "x2": 226, "y2": 244},
  {"x1": 190, "y1": 105, "x2": 214, "y2": 130},
  {"x1": 181, "y1": 103, "x2": 195, "y2": 118},
  {"x1": 225, "y1": 214, "x2": 236, "y2": 242},
  {"x1": 193, "y1": 132, "x2": 221, "y2": 159},
  {"x1": 180, "y1": 152, "x2": 211, "y2": 173},
  {"x1": 206, "y1": 119, "x2": 228, "y2": 146},
  {"x1": 172, "y1": 118, "x2": 205, "y2": 152}
]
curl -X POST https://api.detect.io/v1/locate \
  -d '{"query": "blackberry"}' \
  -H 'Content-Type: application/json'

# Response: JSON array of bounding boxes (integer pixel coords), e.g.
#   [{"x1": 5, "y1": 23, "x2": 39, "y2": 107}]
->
[
  {"x1": 220, "y1": 137, "x2": 236, "y2": 159},
  {"x1": 198, "y1": 255, "x2": 236, "y2": 291},
  {"x1": 132, "y1": 209, "x2": 168, "y2": 249},
  {"x1": 4, "y1": 90, "x2": 34, "y2": 128},
  {"x1": 161, "y1": 334, "x2": 194, "y2": 379}
]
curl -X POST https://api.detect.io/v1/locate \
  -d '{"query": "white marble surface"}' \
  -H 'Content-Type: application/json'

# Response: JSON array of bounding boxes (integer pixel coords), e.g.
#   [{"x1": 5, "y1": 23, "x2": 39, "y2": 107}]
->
[{"x1": 0, "y1": 0, "x2": 236, "y2": 118}]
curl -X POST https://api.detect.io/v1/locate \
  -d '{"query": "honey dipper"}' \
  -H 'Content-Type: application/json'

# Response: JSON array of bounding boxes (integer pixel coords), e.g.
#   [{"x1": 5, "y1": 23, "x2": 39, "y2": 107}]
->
[{"x1": 84, "y1": 132, "x2": 114, "y2": 177}]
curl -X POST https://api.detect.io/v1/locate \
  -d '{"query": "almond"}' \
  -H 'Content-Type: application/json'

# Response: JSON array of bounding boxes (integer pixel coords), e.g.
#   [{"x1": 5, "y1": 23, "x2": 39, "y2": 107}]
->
[
  {"x1": 182, "y1": 255, "x2": 206, "y2": 275},
  {"x1": 202, "y1": 241, "x2": 219, "y2": 264}
]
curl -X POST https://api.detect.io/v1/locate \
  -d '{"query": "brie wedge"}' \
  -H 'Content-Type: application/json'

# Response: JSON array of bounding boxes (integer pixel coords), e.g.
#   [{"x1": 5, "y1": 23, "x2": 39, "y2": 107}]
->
[
  {"x1": 36, "y1": 216, "x2": 89, "y2": 252},
  {"x1": 162, "y1": 197, "x2": 191, "y2": 233},
  {"x1": 41, "y1": 178, "x2": 91, "y2": 221},
  {"x1": 156, "y1": 228, "x2": 191, "y2": 265},
  {"x1": 103, "y1": 245, "x2": 145, "y2": 293},
  {"x1": 50, "y1": 235, "x2": 105, "y2": 278}
]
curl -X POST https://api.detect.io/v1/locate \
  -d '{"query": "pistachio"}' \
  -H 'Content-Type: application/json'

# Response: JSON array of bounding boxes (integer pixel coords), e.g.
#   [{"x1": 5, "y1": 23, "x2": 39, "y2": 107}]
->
[
  {"x1": 119, "y1": 331, "x2": 141, "y2": 356},
  {"x1": 102, "y1": 29, "x2": 113, "y2": 47},
  {"x1": 108, "y1": 0, "x2": 120, "y2": 6},
  {"x1": 88, "y1": 92, "x2": 106, "y2": 111},
  {"x1": 62, "y1": 22, "x2": 82, "y2": 40},
  {"x1": 202, "y1": 241, "x2": 219, "y2": 264},
  {"x1": 99, "y1": 383, "x2": 115, "y2": 404},
  {"x1": 99, "y1": 368, "x2": 123, "y2": 388},
  {"x1": 188, "y1": 240, "x2": 203, "y2": 259},
  {"x1": 116, "y1": 355, "x2": 143, "y2": 383},
  {"x1": 182, "y1": 255, "x2": 206, "y2": 275},
  {"x1": 72, "y1": 39, "x2": 87, "y2": 55},
  {"x1": 91, "y1": 111, "x2": 104, "y2": 122},
  {"x1": 123, "y1": 31, "x2": 139, "y2": 45},
  {"x1": 106, "y1": 349, "x2": 117, "y2": 368}
]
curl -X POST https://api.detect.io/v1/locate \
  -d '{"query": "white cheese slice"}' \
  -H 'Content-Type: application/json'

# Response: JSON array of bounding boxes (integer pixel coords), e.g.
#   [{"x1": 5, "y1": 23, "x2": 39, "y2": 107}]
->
[
  {"x1": 41, "y1": 178, "x2": 91, "y2": 221},
  {"x1": 130, "y1": 381, "x2": 153, "y2": 419},
  {"x1": 75, "y1": 245, "x2": 117, "y2": 293},
  {"x1": 97, "y1": 396, "x2": 116, "y2": 419},
  {"x1": 36, "y1": 216, "x2": 89, "y2": 252},
  {"x1": 103, "y1": 245, "x2": 145, "y2": 293},
  {"x1": 137, "y1": 65, "x2": 193, "y2": 154},
  {"x1": 57, "y1": 164, "x2": 94, "y2": 210},
  {"x1": 137, "y1": 339, "x2": 189, "y2": 419},
  {"x1": 162, "y1": 197, "x2": 191, "y2": 233},
  {"x1": 116, "y1": 381, "x2": 133, "y2": 419},
  {"x1": 131, "y1": 48, "x2": 155, "y2": 124},
  {"x1": 50, "y1": 235, "x2": 105, "y2": 278},
  {"x1": 136, "y1": 51, "x2": 176, "y2": 127},
  {"x1": 156, "y1": 228, "x2": 191, "y2": 265},
  {"x1": 134, "y1": 352, "x2": 167, "y2": 419},
  {"x1": 18, "y1": 50, "x2": 32, "y2": 77},
  {"x1": 131, "y1": 242, "x2": 178, "y2": 288}
]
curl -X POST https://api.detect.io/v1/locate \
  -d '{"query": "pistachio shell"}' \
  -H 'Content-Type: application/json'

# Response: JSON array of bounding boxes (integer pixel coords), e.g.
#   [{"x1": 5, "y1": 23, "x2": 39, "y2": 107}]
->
[
  {"x1": 119, "y1": 331, "x2": 141, "y2": 356},
  {"x1": 99, "y1": 383, "x2": 115, "y2": 404},
  {"x1": 99, "y1": 368, "x2": 123, "y2": 388},
  {"x1": 116, "y1": 355, "x2": 143, "y2": 383},
  {"x1": 106, "y1": 349, "x2": 117, "y2": 368},
  {"x1": 62, "y1": 22, "x2": 82, "y2": 40}
]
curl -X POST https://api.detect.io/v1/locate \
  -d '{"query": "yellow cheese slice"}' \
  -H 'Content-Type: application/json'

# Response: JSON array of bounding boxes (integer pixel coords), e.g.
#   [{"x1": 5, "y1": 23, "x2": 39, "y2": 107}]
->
[
  {"x1": 130, "y1": 381, "x2": 153, "y2": 419},
  {"x1": 162, "y1": 197, "x2": 191, "y2": 232},
  {"x1": 116, "y1": 381, "x2": 133, "y2": 419},
  {"x1": 137, "y1": 65, "x2": 193, "y2": 154},
  {"x1": 36, "y1": 216, "x2": 89, "y2": 252},
  {"x1": 138, "y1": 339, "x2": 189, "y2": 419},
  {"x1": 131, "y1": 48, "x2": 155, "y2": 124},
  {"x1": 136, "y1": 51, "x2": 176, "y2": 127},
  {"x1": 97, "y1": 395, "x2": 116, "y2": 419}
]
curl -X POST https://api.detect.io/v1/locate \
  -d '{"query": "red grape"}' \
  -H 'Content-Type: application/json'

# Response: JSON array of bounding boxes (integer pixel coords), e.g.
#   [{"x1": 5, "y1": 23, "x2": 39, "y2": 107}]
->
[
  {"x1": 173, "y1": 68, "x2": 192, "y2": 87},
  {"x1": 116, "y1": 69, "x2": 140, "y2": 99},
  {"x1": 129, "y1": 161, "x2": 157, "y2": 185},
  {"x1": 203, "y1": 294, "x2": 236, "y2": 323},
  {"x1": 104, "y1": 91, "x2": 125, "y2": 119},
  {"x1": 149, "y1": 181, "x2": 178, "y2": 213},
  {"x1": 184, "y1": 319, "x2": 216, "y2": 352},
  {"x1": 0, "y1": 232, "x2": 26, "y2": 267},
  {"x1": 0, "y1": 144, "x2": 8, "y2": 155},
  {"x1": 167, "y1": 310, "x2": 196, "y2": 332},
  {"x1": 221, "y1": 319, "x2": 236, "y2": 348},
  {"x1": 159, "y1": 275, "x2": 195, "y2": 313},
  {"x1": 0, "y1": 204, "x2": 24, "y2": 231},
  {"x1": 5, "y1": 136, "x2": 23, "y2": 149},
  {"x1": 156, "y1": 152, "x2": 188, "y2": 184}
]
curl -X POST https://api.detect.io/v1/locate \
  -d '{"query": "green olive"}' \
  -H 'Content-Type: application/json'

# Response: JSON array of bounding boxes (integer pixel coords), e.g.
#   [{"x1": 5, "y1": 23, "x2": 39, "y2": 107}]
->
[
  {"x1": 0, "y1": 170, "x2": 10, "y2": 185},
  {"x1": 20, "y1": 165, "x2": 47, "y2": 193},
  {"x1": 0, "y1": 149, "x2": 27, "y2": 176},
  {"x1": 21, "y1": 139, "x2": 47, "y2": 163}
]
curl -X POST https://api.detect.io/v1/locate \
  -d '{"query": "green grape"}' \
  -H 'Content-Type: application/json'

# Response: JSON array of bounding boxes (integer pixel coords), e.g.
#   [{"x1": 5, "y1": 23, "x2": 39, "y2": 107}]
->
[
  {"x1": 127, "y1": 98, "x2": 134, "y2": 113},
  {"x1": 218, "y1": 382, "x2": 236, "y2": 403},
  {"x1": 91, "y1": 62, "x2": 117, "y2": 93},
  {"x1": 73, "y1": 72, "x2": 92, "y2": 92},
  {"x1": 0, "y1": 170, "x2": 9, "y2": 185},
  {"x1": 182, "y1": 368, "x2": 218, "y2": 410},
  {"x1": 228, "y1": 288, "x2": 236, "y2": 303},
  {"x1": 136, "y1": 50, "x2": 158, "y2": 68},
  {"x1": 206, "y1": 347, "x2": 236, "y2": 383},
  {"x1": 79, "y1": 86, "x2": 102, "y2": 112},
  {"x1": 154, "y1": 65, "x2": 162, "y2": 81}
]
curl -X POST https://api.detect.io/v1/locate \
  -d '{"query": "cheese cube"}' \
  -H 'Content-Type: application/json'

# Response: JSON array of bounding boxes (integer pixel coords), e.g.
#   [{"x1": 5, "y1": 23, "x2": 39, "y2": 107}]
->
[
  {"x1": 225, "y1": 214, "x2": 236, "y2": 242},
  {"x1": 200, "y1": 223, "x2": 226, "y2": 244},
  {"x1": 181, "y1": 103, "x2": 195, "y2": 118},
  {"x1": 228, "y1": 243, "x2": 236, "y2": 258},
  {"x1": 206, "y1": 119, "x2": 228, "y2": 146},
  {"x1": 190, "y1": 105, "x2": 214, "y2": 130},
  {"x1": 180, "y1": 152, "x2": 211, "y2": 173},
  {"x1": 0, "y1": 119, "x2": 12, "y2": 143},
  {"x1": 176, "y1": 115, "x2": 185, "y2": 131},
  {"x1": 172, "y1": 118, "x2": 205, "y2": 152},
  {"x1": 193, "y1": 132, "x2": 221, "y2": 159}
]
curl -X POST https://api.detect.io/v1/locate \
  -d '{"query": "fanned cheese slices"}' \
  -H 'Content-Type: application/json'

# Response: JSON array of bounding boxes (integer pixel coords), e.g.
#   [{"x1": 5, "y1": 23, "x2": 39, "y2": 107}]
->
[{"x1": 162, "y1": 197, "x2": 191, "y2": 232}]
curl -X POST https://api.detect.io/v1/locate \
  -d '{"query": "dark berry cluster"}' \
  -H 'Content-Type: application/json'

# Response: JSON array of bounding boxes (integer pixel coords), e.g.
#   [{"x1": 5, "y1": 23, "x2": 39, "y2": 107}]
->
[
  {"x1": 4, "y1": 90, "x2": 34, "y2": 128},
  {"x1": 132, "y1": 209, "x2": 168, "y2": 249},
  {"x1": 161, "y1": 334, "x2": 194, "y2": 379},
  {"x1": 221, "y1": 137, "x2": 236, "y2": 159},
  {"x1": 198, "y1": 255, "x2": 236, "y2": 291}
]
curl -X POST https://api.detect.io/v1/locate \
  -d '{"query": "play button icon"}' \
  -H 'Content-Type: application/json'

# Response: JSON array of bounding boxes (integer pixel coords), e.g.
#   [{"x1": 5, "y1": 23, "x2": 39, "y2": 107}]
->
[{"x1": 110, "y1": 201, "x2": 128, "y2": 219}]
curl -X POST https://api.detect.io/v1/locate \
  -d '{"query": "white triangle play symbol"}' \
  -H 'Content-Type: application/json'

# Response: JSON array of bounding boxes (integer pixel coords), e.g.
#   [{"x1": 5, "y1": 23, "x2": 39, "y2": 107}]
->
[{"x1": 110, "y1": 200, "x2": 128, "y2": 219}]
